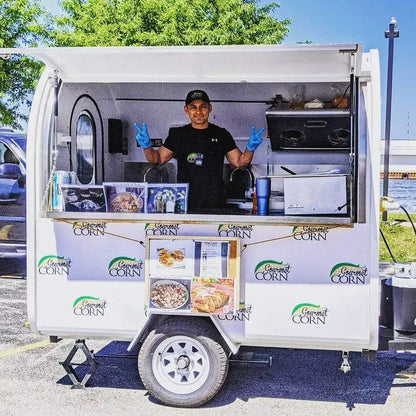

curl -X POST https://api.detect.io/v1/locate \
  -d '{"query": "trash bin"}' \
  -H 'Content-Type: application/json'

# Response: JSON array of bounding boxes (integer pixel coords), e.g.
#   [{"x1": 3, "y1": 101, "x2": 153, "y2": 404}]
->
[
  {"x1": 391, "y1": 275, "x2": 416, "y2": 333},
  {"x1": 380, "y1": 277, "x2": 393, "y2": 329},
  {"x1": 380, "y1": 262, "x2": 416, "y2": 333}
]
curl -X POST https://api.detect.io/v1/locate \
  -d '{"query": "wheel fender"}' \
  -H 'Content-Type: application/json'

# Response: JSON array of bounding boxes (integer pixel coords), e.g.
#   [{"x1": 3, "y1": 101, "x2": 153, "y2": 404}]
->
[
  {"x1": 127, "y1": 313, "x2": 166, "y2": 352},
  {"x1": 209, "y1": 315, "x2": 240, "y2": 355},
  {"x1": 127, "y1": 313, "x2": 240, "y2": 355}
]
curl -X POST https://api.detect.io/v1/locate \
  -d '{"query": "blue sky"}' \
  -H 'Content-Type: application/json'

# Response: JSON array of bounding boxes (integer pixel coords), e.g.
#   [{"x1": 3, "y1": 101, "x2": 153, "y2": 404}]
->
[{"x1": 41, "y1": 0, "x2": 415, "y2": 139}]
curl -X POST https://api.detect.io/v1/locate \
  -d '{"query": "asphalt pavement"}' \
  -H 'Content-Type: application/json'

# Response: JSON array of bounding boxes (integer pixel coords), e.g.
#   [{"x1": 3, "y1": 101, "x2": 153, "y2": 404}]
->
[{"x1": 1, "y1": 276, "x2": 416, "y2": 416}]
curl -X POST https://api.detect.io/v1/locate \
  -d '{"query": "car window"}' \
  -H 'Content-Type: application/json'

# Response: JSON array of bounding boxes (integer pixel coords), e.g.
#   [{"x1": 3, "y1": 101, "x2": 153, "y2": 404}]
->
[
  {"x1": 0, "y1": 140, "x2": 25, "y2": 202},
  {"x1": 0, "y1": 142, "x2": 7, "y2": 163},
  {"x1": 0, "y1": 134, "x2": 26, "y2": 269},
  {"x1": 1, "y1": 143, "x2": 20, "y2": 166},
  {"x1": 13, "y1": 137, "x2": 26, "y2": 152}
]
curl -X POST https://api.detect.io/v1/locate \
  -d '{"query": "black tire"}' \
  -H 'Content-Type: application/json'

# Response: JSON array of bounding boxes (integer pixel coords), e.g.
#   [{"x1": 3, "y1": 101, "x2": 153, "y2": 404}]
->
[{"x1": 138, "y1": 316, "x2": 229, "y2": 407}]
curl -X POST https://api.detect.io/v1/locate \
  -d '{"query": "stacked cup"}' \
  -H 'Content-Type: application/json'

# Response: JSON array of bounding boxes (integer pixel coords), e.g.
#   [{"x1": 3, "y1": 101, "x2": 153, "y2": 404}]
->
[{"x1": 256, "y1": 177, "x2": 271, "y2": 216}]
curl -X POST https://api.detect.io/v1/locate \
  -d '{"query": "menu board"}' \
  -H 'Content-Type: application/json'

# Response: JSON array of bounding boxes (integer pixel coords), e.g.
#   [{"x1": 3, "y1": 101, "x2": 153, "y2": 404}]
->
[{"x1": 146, "y1": 236, "x2": 240, "y2": 315}]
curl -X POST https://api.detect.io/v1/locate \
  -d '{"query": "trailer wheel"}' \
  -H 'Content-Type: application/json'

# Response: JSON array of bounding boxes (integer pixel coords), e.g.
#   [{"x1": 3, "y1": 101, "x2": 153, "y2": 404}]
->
[{"x1": 138, "y1": 317, "x2": 229, "y2": 407}]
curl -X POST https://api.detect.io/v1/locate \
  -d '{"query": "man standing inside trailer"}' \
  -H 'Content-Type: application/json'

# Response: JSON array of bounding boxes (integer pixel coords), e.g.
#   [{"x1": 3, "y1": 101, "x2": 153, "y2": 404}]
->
[{"x1": 135, "y1": 90, "x2": 264, "y2": 211}]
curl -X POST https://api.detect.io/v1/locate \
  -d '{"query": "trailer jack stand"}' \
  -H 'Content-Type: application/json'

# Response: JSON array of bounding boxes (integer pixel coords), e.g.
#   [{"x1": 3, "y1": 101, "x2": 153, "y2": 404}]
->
[
  {"x1": 59, "y1": 340, "x2": 98, "y2": 389},
  {"x1": 339, "y1": 351, "x2": 351, "y2": 373}
]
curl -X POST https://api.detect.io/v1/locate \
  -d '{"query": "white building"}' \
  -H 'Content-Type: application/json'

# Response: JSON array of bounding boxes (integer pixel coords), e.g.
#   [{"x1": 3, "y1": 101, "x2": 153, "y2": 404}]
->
[{"x1": 380, "y1": 139, "x2": 416, "y2": 178}]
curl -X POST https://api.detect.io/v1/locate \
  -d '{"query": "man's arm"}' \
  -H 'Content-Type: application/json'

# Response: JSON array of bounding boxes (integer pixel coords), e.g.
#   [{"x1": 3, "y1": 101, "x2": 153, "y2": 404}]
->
[
  {"x1": 226, "y1": 148, "x2": 254, "y2": 169},
  {"x1": 135, "y1": 122, "x2": 174, "y2": 165},
  {"x1": 143, "y1": 146, "x2": 174, "y2": 165},
  {"x1": 226, "y1": 126, "x2": 265, "y2": 168}
]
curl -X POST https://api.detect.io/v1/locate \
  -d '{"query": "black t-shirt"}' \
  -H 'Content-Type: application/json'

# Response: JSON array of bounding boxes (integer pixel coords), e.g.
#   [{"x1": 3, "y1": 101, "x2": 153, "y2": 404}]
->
[{"x1": 163, "y1": 123, "x2": 237, "y2": 210}]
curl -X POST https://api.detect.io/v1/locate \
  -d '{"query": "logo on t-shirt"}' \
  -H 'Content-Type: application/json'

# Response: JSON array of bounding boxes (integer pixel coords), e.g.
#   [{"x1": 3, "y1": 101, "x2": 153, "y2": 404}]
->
[{"x1": 187, "y1": 152, "x2": 204, "y2": 166}]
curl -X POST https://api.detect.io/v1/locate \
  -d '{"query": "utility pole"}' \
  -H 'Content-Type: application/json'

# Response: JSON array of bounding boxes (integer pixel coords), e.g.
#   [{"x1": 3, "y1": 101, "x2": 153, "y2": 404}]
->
[{"x1": 382, "y1": 17, "x2": 399, "y2": 222}]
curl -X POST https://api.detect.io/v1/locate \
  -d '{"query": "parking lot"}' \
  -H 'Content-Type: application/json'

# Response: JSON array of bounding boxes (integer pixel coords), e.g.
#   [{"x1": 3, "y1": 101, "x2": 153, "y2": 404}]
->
[{"x1": 1, "y1": 276, "x2": 416, "y2": 416}]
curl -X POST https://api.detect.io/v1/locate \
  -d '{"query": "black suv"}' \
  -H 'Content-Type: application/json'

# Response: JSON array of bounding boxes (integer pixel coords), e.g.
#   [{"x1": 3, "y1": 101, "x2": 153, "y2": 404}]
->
[{"x1": 0, "y1": 129, "x2": 26, "y2": 276}]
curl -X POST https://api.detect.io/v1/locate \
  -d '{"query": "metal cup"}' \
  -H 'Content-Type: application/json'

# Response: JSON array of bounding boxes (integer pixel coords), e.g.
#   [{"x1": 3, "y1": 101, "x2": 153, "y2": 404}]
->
[{"x1": 256, "y1": 177, "x2": 271, "y2": 216}]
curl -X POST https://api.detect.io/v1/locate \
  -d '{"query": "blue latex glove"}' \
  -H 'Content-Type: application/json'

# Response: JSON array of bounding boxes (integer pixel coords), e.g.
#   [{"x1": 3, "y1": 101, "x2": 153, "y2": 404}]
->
[
  {"x1": 134, "y1": 122, "x2": 151, "y2": 148},
  {"x1": 247, "y1": 126, "x2": 264, "y2": 152}
]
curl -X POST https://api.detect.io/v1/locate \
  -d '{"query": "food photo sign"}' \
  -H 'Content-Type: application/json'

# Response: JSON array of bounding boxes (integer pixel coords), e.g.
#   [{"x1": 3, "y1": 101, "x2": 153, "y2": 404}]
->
[
  {"x1": 146, "y1": 236, "x2": 240, "y2": 315},
  {"x1": 61, "y1": 185, "x2": 106, "y2": 212},
  {"x1": 103, "y1": 182, "x2": 147, "y2": 213}
]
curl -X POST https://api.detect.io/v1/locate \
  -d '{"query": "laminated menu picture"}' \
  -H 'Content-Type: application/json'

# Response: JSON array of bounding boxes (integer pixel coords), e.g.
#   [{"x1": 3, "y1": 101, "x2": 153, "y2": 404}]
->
[
  {"x1": 191, "y1": 278, "x2": 235, "y2": 314},
  {"x1": 149, "y1": 278, "x2": 191, "y2": 311},
  {"x1": 103, "y1": 182, "x2": 146, "y2": 213},
  {"x1": 194, "y1": 240, "x2": 230, "y2": 278},
  {"x1": 61, "y1": 185, "x2": 106, "y2": 212},
  {"x1": 146, "y1": 236, "x2": 240, "y2": 315},
  {"x1": 149, "y1": 239, "x2": 195, "y2": 276},
  {"x1": 157, "y1": 247, "x2": 186, "y2": 269},
  {"x1": 147, "y1": 183, "x2": 188, "y2": 214}
]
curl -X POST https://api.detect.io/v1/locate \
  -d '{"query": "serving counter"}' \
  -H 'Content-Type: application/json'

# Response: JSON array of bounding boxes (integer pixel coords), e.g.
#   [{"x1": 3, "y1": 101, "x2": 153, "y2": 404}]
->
[{"x1": 46, "y1": 210, "x2": 353, "y2": 226}]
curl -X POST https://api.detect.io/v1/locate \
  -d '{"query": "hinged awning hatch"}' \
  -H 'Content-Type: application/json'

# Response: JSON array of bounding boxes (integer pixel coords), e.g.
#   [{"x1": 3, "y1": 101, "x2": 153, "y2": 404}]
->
[{"x1": 0, "y1": 43, "x2": 363, "y2": 83}]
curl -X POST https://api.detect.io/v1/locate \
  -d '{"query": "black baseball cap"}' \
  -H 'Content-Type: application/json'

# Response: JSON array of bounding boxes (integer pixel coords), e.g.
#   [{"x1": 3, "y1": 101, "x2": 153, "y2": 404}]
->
[{"x1": 185, "y1": 90, "x2": 210, "y2": 105}]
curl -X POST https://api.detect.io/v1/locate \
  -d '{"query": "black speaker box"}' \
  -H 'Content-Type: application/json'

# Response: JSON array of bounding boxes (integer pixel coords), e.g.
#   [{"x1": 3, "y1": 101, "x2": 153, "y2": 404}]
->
[{"x1": 108, "y1": 118, "x2": 123, "y2": 153}]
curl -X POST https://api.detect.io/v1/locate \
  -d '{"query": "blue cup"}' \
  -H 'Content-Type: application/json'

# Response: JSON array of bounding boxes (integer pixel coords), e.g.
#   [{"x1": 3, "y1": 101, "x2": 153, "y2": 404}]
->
[{"x1": 256, "y1": 177, "x2": 271, "y2": 216}]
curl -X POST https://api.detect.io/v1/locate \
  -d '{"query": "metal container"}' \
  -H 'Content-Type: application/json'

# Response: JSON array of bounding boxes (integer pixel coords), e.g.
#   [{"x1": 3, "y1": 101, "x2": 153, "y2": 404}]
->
[
  {"x1": 265, "y1": 109, "x2": 351, "y2": 151},
  {"x1": 380, "y1": 272, "x2": 416, "y2": 333},
  {"x1": 283, "y1": 174, "x2": 348, "y2": 215},
  {"x1": 256, "y1": 177, "x2": 271, "y2": 216}
]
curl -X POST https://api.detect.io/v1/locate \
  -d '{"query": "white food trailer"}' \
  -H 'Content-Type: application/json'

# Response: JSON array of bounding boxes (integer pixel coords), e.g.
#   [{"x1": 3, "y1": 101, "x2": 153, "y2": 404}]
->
[{"x1": 2, "y1": 44, "x2": 384, "y2": 406}]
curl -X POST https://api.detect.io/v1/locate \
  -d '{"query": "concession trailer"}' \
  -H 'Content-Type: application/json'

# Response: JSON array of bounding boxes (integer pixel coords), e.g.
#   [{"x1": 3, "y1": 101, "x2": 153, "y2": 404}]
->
[{"x1": 0, "y1": 44, "x2": 394, "y2": 407}]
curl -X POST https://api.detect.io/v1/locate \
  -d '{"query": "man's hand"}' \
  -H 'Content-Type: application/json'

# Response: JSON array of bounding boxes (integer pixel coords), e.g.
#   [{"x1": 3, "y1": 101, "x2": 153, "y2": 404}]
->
[
  {"x1": 247, "y1": 126, "x2": 264, "y2": 152},
  {"x1": 134, "y1": 122, "x2": 151, "y2": 149}
]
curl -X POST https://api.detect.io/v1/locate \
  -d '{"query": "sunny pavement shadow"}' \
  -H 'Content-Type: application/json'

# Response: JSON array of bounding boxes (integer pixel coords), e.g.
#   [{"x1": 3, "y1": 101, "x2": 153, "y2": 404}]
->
[
  {"x1": 209, "y1": 347, "x2": 416, "y2": 410},
  {"x1": 55, "y1": 342, "x2": 416, "y2": 410},
  {"x1": 57, "y1": 340, "x2": 143, "y2": 390}
]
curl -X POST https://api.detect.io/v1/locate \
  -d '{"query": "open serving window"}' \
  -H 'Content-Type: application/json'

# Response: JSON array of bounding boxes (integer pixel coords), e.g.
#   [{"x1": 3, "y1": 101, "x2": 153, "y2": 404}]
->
[
  {"x1": 146, "y1": 236, "x2": 240, "y2": 315},
  {"x1": 11, "y1": 44, "x2": 365, "y2": 225}
]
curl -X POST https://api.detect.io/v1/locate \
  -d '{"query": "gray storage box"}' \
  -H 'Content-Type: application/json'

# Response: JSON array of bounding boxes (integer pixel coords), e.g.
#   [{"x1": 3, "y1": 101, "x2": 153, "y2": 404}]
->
[{"x1": 284, "y1": 175, "x2": 348, "y2": 215}]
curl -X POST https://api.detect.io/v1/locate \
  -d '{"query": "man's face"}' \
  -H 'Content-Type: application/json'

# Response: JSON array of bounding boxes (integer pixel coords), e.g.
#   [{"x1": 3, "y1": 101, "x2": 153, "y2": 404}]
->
[{"x1": 184, "y1": 99, "x2": 212, "y2": 128}]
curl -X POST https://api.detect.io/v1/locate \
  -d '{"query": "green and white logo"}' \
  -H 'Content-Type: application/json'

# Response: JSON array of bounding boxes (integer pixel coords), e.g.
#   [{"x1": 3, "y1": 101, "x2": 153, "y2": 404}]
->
[
  {"x1": 218, "y1": 303, "x2": 252, "y2": 322},
  {"x1": 292, "y1": 226, "x2": 330, "y2": 241},
  {"x1": 38, "y1": 255, "x2": 71, "y2": 275},
  {"x1": 144, "y1": 223, "x2": 179, "y2": 236},
  {"x1": 108, "y1": 256, "x2": 143, "y2": 278},
  {"x1": 330, "y1": 262, "x2": 367, "y2": 284},
  {"x1": 291, "y1": 303, "x2": 328, "y2": 325},
  {"x1": 254, "y1": 260, "x2": 291, "y2": 281},
  {"x1": 73, "y1": 296, "x2": 107, "y2": 316},
  {"x1": 187, "y1": 152, "x2": 203, "y2": 164},
  {"x1": 218, "y1": 224, "x2": 253, "y2": 239},
  {"x1": 72, "y1": 221, "x2": 107, "y2": 237}
]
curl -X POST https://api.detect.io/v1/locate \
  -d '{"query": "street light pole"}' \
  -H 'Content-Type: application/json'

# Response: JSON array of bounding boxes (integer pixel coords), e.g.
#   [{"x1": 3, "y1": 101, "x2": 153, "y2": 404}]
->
[{"x1": 382, "y1": 17, "x2": 399, "y2": 222}]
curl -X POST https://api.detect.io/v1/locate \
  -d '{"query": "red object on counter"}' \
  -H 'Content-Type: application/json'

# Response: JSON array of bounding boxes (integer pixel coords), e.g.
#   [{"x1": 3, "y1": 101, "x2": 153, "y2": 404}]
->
[{"x1": 252, "y1": 186, "x2": 257, "y2": 215}]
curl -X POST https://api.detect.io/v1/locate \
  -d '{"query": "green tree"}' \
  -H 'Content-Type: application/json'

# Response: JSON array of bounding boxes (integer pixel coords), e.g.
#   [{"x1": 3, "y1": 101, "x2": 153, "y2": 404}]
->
[
  {"x1": 54, "y1": 0, "x2": 290, "y2": 46},
  {"x1": 0, "y1": 0, "x2": 49, "y2": 128}
]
